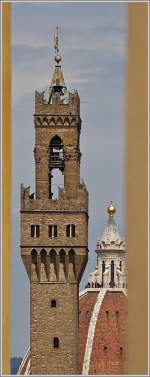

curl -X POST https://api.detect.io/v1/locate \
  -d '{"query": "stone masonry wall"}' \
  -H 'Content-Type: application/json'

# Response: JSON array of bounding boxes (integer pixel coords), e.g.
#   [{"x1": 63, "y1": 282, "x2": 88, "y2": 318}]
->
[
  {"x1": 21, "y1": 81, "x2": 88, "y2": 374},
  {"x1": 31, "y1": 282, "x2": 79, "y2": 375}
]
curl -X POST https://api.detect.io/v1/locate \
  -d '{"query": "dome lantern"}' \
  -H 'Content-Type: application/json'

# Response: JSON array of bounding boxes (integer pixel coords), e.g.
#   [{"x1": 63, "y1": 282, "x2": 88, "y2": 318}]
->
[{"x1": 107, "y1": 201, "x2": 116, "y2": 217}]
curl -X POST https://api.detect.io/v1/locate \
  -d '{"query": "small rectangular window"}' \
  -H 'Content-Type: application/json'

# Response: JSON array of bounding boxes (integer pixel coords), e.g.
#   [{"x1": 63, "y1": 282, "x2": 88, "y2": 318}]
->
[
  {"x1": 31, "y1": 225, "x2": 34, "y2": 238},
  {"x1": 36, "y1": 225, "x2": 40, "y2": 237},
  {"x1": 51, "y1": 299, "x2": 56, "y2": 308},
  {"x1": 54, "y1": 225, "x2": 57, "y2": 237},
  {"x1": 31, "y1": 225, "x2": 40, "y2": 238},
  {"x1": 49, "y1": 225, "x2": 57, "y2": 238},
  {"x1": 53, "y1": 337, "x2": 59, "y2": 348},
  {"x1": 66, "y1": 224, "x2": 70, "y2": 237},
  {"x1": 66, "y1": 224, "x2": 75, "y2": 238},
  {"x1": 72, "y1": 224, "x2": 75, "y2": 237}
]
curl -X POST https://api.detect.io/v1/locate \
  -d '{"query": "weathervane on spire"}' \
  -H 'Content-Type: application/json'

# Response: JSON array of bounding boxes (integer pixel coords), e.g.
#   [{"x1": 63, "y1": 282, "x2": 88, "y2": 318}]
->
[{"x1": 54, "y1": 26, "x2": 62, "y2": 64}]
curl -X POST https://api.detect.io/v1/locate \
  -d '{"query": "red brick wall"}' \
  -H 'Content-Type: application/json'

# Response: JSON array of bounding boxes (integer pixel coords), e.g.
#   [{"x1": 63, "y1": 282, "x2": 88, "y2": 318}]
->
[
  {"x1": 89, "y1": 291, "x2": 126, "y2": 375},
  {"x1": 79, "y1": 292, "x2": 98, "y2": 373}
]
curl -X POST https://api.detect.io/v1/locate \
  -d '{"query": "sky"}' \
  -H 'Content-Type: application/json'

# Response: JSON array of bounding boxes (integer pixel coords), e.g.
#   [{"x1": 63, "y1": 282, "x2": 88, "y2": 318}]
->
[{"x1": 11, "y1": 1, "x2": 127, "y2": 357}]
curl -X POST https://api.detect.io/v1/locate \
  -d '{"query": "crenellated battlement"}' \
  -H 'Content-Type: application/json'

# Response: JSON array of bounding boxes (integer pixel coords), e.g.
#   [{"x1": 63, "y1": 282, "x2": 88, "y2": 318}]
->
[
  {"x1": 35, "y1": 90, "x2": 80, "y2": 115},
  {"x1": 20, "y1": 184, "x2": 88, "y2": 213}
]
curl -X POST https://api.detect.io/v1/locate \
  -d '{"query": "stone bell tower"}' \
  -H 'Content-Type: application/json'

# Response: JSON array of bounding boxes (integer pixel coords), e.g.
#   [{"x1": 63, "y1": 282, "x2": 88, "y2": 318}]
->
[{"x1": 20, "y1": 29, "x2": 88, "y2": 375}]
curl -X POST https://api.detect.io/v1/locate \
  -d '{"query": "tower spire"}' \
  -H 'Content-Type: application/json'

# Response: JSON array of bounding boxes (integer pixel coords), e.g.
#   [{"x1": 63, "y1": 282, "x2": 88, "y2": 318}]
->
[
  {"x1": 48, "y1": 27, "x2": 67, "y2": 103},
  {"x1": 54, "y1": 25, "x2": 62, "y2": 64}
]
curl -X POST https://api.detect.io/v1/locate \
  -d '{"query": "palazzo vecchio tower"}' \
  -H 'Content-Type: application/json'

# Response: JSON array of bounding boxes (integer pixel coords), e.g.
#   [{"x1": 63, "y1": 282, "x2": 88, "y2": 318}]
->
[{"x1": 20, "y1": 29, "x2": 88, "y2": 375}]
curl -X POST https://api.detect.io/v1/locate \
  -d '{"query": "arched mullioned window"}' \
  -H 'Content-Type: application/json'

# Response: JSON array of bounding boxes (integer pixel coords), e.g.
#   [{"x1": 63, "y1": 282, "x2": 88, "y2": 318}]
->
[
  {"x1": 31, "y1": 224, "x2": 40, "y2": 238},
  {"x1": 49, "y1": 225, "x2": 57, "y2": 238},
  {"x1": 66, "y1": 224, "x2": 75, "y2": 238}
]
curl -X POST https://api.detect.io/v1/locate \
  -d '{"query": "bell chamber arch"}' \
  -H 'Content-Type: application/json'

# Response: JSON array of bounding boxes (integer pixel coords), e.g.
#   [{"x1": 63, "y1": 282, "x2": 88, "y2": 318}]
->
[{"x1": 48, "y1": 135, "x2": 64, "y2": 199}]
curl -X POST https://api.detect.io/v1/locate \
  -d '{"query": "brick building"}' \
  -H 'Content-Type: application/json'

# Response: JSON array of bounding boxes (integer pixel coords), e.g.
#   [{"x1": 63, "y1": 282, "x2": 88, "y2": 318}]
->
[
  {"x1": 19, "y1": 34, "x2": 127, "y2": 375},
  {"x1": 79, "y1": 202, "x2": 127, "y2": 375}
]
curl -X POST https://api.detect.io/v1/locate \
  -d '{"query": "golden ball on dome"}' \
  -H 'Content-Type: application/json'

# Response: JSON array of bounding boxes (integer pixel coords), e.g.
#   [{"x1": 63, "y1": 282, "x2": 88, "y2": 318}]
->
[
  {"x1": 107, "y1": 201, "x2": 116, "y2": 216},
  {"x1": 55, "y1": 53, "x2": 62, "y2": 64}
]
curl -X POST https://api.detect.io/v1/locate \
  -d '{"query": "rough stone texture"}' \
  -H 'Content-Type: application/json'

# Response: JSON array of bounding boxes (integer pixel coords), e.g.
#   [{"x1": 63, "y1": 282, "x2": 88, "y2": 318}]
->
[
  {"x1": 20, "y1": 87, "x2": 88, "y2": 375},
  {"x1": 18, "y1": 289, "x2": 126, "y2": 376},
  {"x1": 31, "y1": 283, "x2": 79, "y2": 375},
  {"x1": 79, "y1": 290, "x2": 126, "y2": 375}
]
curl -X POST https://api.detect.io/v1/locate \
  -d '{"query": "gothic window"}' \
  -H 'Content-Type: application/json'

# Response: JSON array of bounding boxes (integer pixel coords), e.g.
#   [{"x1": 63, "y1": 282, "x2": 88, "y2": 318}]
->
[
  {"x1": 53, "y1": 337, "x2": 59, "y2": 348},
  {"x1": 31, "y1": 225, "x2": 40, "y2": 238},
  {"x1": 49, "y1": 136, "x2": 64, "y2": 166},
  {"x1": 66, "y1": 224, "x2": 75, "y2": 238},
  {"x1": 31, "y1": 249, "x2": 38, "y2": 281},
  {"x1": 49, "y1": 136, "x2": 64, "y2": 199},
  {"x1": 120, "y1": 261, "x2": 122, "y2": 271},
  {"x1": 106, "y1": 310, "x2": 109, "y2": 320},
  {"x1": 31, "y1": 249, "x2": 37, "y2": 260},
  {"x1": 49, "y1": 249, "x2": 57, "y2": 282},
  {"x1": 51, "y1": 299, "x2": 56, "y2": 308},
  {"x1": 49, "y1": 225, "x2": 57, "y2": 238}
]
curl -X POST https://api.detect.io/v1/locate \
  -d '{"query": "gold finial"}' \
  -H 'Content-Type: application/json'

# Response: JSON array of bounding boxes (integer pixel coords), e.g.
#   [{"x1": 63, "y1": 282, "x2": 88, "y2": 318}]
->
[
  {"x1": 54, "y1": 26, "x2": 62, "y2": 64},
  {"x1": 107, "y1": 201, "x2": 116, "y2": 217}
]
